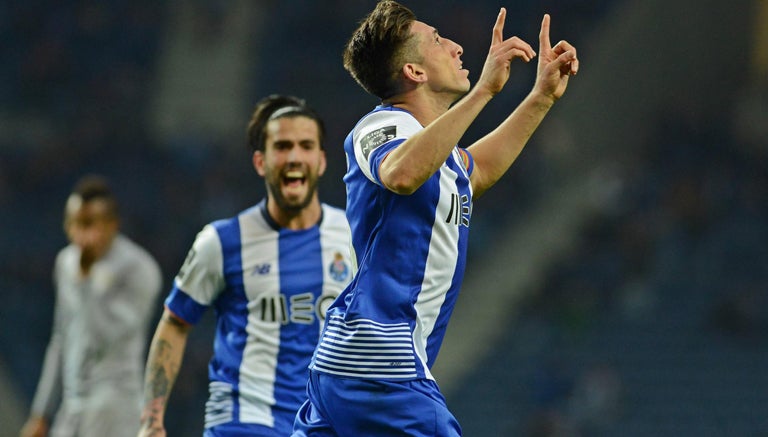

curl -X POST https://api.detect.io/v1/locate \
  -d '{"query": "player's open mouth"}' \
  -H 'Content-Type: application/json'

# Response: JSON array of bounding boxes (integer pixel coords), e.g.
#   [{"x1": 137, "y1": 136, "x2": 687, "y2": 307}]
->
[{"x1": 283, "y1": 171, "x2": 306, "y2": 187}]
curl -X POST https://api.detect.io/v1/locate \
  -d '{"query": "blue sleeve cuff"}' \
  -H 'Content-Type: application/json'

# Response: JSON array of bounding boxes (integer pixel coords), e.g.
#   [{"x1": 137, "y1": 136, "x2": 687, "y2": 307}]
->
[{"x1": 164, "y1": 287, "x2": 208, "y2": 325}]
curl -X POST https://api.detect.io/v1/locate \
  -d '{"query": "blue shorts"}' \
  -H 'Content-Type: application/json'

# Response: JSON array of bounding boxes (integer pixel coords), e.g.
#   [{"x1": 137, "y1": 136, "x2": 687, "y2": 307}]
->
[{"x1": 292, "y1": 370, "x2": 462, "y2": 436}]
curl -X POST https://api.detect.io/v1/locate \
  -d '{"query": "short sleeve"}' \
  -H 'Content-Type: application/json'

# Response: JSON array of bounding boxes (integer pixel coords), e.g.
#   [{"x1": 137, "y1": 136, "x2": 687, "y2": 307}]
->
[
  {"x1": 165, "y1": 225, "x2": 225, "y2": 323},
  {"x1": 352, "y1": 109, "x2": 423, "y2": 186}
]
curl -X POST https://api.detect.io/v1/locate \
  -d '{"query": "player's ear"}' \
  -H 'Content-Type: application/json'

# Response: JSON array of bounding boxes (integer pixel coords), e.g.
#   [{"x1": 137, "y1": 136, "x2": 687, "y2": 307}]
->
[
  {"x1": 253, "y1": 151, "x2": 266, "y2": 176},
  {"x1": 318, "y1": 150, "x2": 327, "y2": 177},
  {"x1": 403, "y1": 62, "x2": 427, "y2": 84}
]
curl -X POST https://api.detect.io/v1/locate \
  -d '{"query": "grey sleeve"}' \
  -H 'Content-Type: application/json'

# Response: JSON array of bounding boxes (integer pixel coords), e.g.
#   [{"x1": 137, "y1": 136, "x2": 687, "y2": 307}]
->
[{"x1": 30, "y1": 288, "x2": 64, "y2": 420}]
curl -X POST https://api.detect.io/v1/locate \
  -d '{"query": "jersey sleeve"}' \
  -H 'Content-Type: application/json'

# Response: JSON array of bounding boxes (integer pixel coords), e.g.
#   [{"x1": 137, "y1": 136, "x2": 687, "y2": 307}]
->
[
  {"x1": 29, "y1": 252, "x2": 66, "y2": 420},
  {"x1": 351, "y1": 110, "x2": 423, "y2": 186},
  {"x1": 457, "y1": 147, "x2": 474, "y2": 176},
  {"x1": 164, "y1": 224, "x2": 225, "y2": 325}
]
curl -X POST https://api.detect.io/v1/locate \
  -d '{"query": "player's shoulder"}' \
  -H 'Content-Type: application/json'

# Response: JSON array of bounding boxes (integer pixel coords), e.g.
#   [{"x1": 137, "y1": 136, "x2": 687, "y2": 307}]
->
[
  {"x1": 54, "y1": 243, "x2": 79, "y2": 271},
  {"x1": 208, "y1": 210, "x2": 244, "y2": 231},
  {"x1": 356, "y1": 105, "x2": 418, "y2": 132},
  {"x1": 321, "y1": 203, "x2": 347, "y2": 220},
  {"x1": 113, "y1": 234, "x2": 161, "y2": 270},
  {"x1": 321, "y1": 203, "x2": 351, "y2": 231},
  {"x1": 203, "y1": 204, "x2": 263, "y2": 236}
]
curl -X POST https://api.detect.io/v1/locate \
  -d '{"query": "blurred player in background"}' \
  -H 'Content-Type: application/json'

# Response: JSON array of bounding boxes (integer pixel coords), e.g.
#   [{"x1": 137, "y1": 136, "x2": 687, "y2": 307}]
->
[
  {"x1": 293, "y1": 1, "x2": 578, "y2": 435},
  {"x1": 20, "y1": 175, "x2": 163, "y2": 437},
  {"x1": 137, "y1": 95, "x2": 354, "y2": 437}
]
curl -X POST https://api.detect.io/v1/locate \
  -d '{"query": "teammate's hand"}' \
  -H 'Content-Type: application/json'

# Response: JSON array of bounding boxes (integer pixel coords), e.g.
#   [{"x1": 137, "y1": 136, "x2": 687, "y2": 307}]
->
[
  {"x1": 533, "y1": 14, "x2": 578, "y2": 101},
  {"x1": 475, "y1": 8, "x2": 536, "y2": 97}
]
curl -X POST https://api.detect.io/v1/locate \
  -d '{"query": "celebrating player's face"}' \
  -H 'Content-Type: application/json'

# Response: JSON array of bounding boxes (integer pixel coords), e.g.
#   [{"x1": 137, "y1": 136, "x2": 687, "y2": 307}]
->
[
  {"x1": 256, "y1": 116, "x2": 326, "y2": 212},
  {"x1": 410, "y1": 20, "x2": 469, "y2": 98}
]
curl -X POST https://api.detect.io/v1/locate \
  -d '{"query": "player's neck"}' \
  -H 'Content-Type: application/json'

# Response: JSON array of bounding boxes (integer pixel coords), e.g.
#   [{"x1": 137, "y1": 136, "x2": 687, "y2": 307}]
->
[
  {"x1": 385, "y1": 88, "x2": 454, "y2": 126},
  {"x1": 266, "y1": 198, "x2": 322, "y2": 230}
]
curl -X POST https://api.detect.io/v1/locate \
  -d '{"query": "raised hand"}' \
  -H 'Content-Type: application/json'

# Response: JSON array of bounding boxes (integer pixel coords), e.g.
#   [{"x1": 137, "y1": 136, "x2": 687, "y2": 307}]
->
[
  {"x1": 475, "y1": 8, "x2": 537, "y2": 96},
  {"x1": 534, "y1": 14, "x2": 578, "y2": 101}
]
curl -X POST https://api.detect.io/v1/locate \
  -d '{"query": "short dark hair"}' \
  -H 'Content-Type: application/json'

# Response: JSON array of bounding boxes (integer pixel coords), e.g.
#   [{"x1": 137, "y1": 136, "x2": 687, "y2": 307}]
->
[
  {"x1": 343, "y1": 0, "x2": 418, "y2": 99},
  {"x1": 246, "y1": 94, "x2": 326, "y2": 152},
  {"x1": 68, "y1": 174, "x2": 118, "y2": 218}
]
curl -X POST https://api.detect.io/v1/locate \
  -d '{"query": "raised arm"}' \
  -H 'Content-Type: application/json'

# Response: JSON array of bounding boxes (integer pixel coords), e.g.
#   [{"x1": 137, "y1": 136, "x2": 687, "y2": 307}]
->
[
  {"x1": 137, "y1": 309, "x2": 191, "y2": 437},
  {"x1": 468, "y1": 13, "x2": 578, "y2": 198}
]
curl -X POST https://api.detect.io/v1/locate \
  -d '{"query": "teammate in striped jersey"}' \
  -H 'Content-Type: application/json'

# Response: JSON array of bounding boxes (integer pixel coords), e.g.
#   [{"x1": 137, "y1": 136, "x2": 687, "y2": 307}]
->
[
  {"x1": 137, "y1": 95, "x2": 354, "y2": 437},
  {"x1": 293, "y1": 1, "x2": 578, "y2": 436}
]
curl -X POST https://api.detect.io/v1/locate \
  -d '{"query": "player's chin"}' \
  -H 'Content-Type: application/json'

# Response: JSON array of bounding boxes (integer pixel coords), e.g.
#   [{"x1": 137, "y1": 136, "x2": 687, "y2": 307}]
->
[
  {"x1": 280, "y1": 188, "x2": 309, "y2": 205},
  {"x1": 454, "y1": 78, "x2": 471, "y2": 95}
]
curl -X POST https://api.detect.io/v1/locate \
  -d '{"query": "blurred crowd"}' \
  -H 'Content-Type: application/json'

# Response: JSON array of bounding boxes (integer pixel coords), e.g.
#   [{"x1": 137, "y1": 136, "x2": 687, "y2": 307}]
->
[{"x1": 449, "y1": 108, "x2": 768, "y2": 436}]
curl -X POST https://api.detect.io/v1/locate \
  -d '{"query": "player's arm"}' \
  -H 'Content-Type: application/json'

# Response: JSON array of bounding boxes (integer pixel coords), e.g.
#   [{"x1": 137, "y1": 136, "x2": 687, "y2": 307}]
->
[
  {"x1": 468, "y1": 14, "x2": 578, "y2": 198},
  {"x1": 137, "y1": 308, "x2": 191, "y2": 437},
  {"x1": 21, "y1": 267, "x2": 66, "y2": 437},
  {"x1": 380, "y1": 8, "x2": 535, "y2": 194},
  {"x1": 21, "y1": 332, "x2": 61, "y2": 437}
]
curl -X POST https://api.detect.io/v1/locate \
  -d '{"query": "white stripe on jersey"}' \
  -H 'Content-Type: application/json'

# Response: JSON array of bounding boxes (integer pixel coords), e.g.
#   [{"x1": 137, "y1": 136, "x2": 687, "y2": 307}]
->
[
  {"x1": 313, "y1": 316, "x2": 418, "y2": 379},
  {"x1": 412, "y1": 164, "x2": 464, "y2": 380},
  {"x1": 239, "y1": 213, "x2": 280, "y2": 426}
]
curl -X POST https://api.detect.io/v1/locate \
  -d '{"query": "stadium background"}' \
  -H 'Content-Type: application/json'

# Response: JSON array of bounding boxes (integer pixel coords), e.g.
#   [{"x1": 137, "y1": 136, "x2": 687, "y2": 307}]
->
[{"x1": 1, "y1": 0, "x2": 766, "y2": 435}]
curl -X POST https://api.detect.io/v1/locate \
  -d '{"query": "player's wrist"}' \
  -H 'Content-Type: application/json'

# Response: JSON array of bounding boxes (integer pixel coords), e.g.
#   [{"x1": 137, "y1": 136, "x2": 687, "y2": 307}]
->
[
  {"x1": 466, "y1": 84, "x2": 496, "y2": 105},
  {"x1": 526, "y1": 88, "x2": 557, "y2": 109}
]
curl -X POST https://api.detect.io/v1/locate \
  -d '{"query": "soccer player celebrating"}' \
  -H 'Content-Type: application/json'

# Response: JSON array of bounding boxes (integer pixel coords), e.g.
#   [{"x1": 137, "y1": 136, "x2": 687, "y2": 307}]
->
[
  {"x1": 293, "y1": 1, "x2": 578, "y2": 435},
  {"x1": 137, "y1": 95, "x2": 354, "y2": 437}
]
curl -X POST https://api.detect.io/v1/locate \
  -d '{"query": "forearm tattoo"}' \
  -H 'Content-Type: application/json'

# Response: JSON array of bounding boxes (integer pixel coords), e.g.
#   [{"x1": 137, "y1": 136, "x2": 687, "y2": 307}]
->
[
  {"x1": 141, "y1": 316, "x2": 188, "y2": 429},
  {"x1": 147, "y1": 339, "x2": 173, "y2": 399}
]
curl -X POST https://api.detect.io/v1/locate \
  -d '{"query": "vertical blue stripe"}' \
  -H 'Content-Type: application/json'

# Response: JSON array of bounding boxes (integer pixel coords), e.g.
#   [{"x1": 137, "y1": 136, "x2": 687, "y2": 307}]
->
[
  {"x1": 212, "y1": 217, "x2": 246, "y2": 423},
  {"x1": 273, "y1": 226, "x2": 323, "y2": 427}
]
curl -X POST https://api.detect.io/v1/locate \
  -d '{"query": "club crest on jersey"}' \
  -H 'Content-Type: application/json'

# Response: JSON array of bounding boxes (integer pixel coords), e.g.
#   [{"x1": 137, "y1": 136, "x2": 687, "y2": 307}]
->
[
  {"x1": 360, "y1": 126, "x2": 396, "y2": 159},
  {"x1": 328, "y1": 252, "x2": 350, "y2": 282}
]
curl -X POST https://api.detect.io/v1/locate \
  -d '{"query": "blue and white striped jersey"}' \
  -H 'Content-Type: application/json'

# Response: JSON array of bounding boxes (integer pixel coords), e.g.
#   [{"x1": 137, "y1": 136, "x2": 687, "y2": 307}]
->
[
  {"x1": 310, "y1": 105, "x2": 474, "y2": 382},
  {"x1": 165, "y1": 201, "x2": 353, "y2": 434}
]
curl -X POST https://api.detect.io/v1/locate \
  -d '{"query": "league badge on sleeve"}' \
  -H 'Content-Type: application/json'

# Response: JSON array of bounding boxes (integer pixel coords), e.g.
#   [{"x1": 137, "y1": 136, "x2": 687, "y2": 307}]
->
[{"x1": 360, "y1": 126, "x2": 396, "y2": 159}]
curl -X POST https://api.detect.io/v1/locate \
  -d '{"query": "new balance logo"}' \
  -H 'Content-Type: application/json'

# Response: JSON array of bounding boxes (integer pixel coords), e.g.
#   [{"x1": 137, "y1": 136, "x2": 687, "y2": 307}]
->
[{"x1": 251, "y1": 263, "x2": 271, "y2": 275}]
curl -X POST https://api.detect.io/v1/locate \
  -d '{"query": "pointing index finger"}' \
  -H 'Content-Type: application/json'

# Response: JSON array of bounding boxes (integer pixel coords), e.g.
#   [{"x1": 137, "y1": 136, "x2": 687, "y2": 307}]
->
[
  {"x1": 539, "y1": 13, "x2": 551, "y2": 51},
  {"x1": 492, "y1": 7, "x2": 506, "y2": 44}
]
